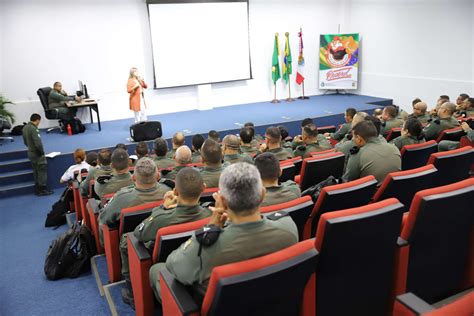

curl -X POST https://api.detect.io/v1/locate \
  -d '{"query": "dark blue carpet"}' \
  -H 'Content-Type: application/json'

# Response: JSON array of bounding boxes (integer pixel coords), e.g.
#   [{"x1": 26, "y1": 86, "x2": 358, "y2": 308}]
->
[
  {"x1": 0, "y1": 93, "x2": 390, "y2": 154},
  {"x1": 0, "y1": 190, "x2": 109, "y2": 315}
]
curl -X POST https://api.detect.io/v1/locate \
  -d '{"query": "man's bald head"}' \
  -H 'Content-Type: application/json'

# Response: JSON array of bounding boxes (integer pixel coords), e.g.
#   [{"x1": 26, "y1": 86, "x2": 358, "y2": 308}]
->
[
  {"x1": 440, "y1": 102, "x2": 456, "y2": 116},
  {"x1": 351, "y1": 112, "x2": 368, "y2": 128},
  {"x1": 223, "y1": 134, "x2": 240, "y2": 152},
  {"x1": 175, "y1": 146, "x2": 192, "y2": 165},
  {"x1": 172, "y1": 132, "x2": 185, "y2": 148},
  {"x1": 414, "y1": 101, "x2": 427, "y2": 113}
]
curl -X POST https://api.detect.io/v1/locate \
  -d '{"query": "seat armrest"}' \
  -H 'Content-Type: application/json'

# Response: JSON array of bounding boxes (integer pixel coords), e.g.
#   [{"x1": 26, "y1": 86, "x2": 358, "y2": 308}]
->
[
  {"x1": 128, "y1": 233, "x2": 151, "y2": 261},
  {"x1": 397, "y1": 237, "x2": 408, "y2": 247},
  {"x1": 88, "y1": 198, "x2": 101, "y2": 215},
  {"x1": 395, "y1": 293, "x2": 434, "y2": 315},
  {"x1": 160, "y1": 268, "x2": 199, "y2": 315}
]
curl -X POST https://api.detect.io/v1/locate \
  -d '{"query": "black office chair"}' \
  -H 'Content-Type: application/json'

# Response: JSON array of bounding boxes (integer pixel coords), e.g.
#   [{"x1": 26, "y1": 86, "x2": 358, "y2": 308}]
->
[
  {"x1": 37, "y1": 87, "x2": 64, "y2": 133},
  {"x1": 0, "y1": 116, "x2": 13, "y2": 144}
]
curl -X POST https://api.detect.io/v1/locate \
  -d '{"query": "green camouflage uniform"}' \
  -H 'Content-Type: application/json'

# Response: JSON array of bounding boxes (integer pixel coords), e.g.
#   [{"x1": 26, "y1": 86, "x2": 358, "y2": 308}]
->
[
  {"x1": 149, "y1": 215, "x2": 298, "y2": 302},
  {"x1": 422, "y1": 116, "x2": 460, "y2": 141},
  {"x1": 261, "y1": 181, "x2": 301, "y2": 207},
  {"x1": 408, "y1": 113, "x2": 431, "y2": 124},
  {"x1": 293, "y1": 141, "x2": 333, "y2": 158},
  {"x1": 153, "y1": 156, "x2": 175, "y2": 170},
  {"x1": 163, "y1": 165, "x2": 187, "y2": 181},
  {"x1": 166, "y1": 148, "x2": 176, "y2": 159},
  {"x1": 438, "y1": 129, "x2": 474, "y2": 151},
  {"x1": 390, "y1": 135, "x2": 425, "y2": 151},
  {"x1": 191, "y1": 151, "x2": 202, "y2": 163},
  {"x1": 257, "y1": 147, "x2": 294, "y2": 161},
  {"x1": 381, "y1": 118, "x2": 404, "y2": 137},
  {"x1": 223, "y1": 153, "x2": 253, "y2": 165},
  {"x1": 94, "y1": 172, "x2": 133, "y2": 199},
  {"x1": 47, "y1": 90, "x2": 76, "y2": 120},
  {"x1": 22, "y1": 122, "x2": 48, "y2": 188},
  {"x1": 80, "y1": 165, "x2": 112, "y2": 196},
  {"x1": 343, "y1": 137, "x2": 401, "y2": 184},
  {"x1": 330, "y1": 122, "x2": 351, "y2": 141},
  {"x1": 200, "y1": 166, "x2": 223, "y2": 188},
  {"x1": 240, "y1": 145, "x2": 259, "y2": 157},
  {"x1": 120, "y1": 204, "x2": 211, "y2": 278}
]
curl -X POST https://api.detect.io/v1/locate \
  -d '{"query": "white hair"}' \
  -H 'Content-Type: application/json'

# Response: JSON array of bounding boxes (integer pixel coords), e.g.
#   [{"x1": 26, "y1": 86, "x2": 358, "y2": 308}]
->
[
  {"x1": 134, "y1": 157, "x2": 157, "y2": 185},
  {"x1": 219, "y1": 162, "x2": 263, "y2": 214},
  {"x1": 175, "y1": 146, "x2": 192, "y2": 165}
]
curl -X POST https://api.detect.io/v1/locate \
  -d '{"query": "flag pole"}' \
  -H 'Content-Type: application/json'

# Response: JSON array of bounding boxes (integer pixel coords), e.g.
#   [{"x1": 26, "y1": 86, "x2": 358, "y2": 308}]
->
[
  {"x1": 286, "y1": 79, "x2": 294, "y2": 102},
  {"x1": 298, "y1": 81, "x2": 309, "y2": 99},
  {"x1": 271, "y1": 82, "x2": 280, "y2": 103}
]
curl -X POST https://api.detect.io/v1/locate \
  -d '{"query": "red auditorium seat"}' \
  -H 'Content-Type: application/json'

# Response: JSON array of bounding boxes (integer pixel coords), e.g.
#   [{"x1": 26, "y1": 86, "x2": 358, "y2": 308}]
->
[
  {"x1": 87, "y1": 199, "x2": 104, "y2": 254},
  {"x1": 128, "y1": 217, "x2": 210, "y2": 316},
  {"x1": 199, "y1": 187, "x2": 219, "y2": 204},
  {"x1": 317, "y1": 125, "x2": 337, "y2": 134},
  {"x1": 313, "y1": 198, "x2": 404, "y2": 316},
  {"x1": 309, "y1": 148, "x2": 336, "y2": 157},
  {"x1": 279, "y1": 161, "x2": 296, "y2": 183},
  {"x1": 295, "y1": 152, "x2": 345, "y2": 191},
  {"x1": 435, "y1": 127, "x2": 465, "y2": 143},
  {"x1": 302, "y1": 175, "x2": 378, "y2": 240},
  {"x1": 393, "y1": 291, "x2": 474, "y2": 316},
  {"x1": 260, "y1": 196, "x2": 314, "y2": 241},
  {"x1": 372, "y1": 165, "x2": 438, "y2": 210},
  {"x1": 394, "y1": 178, "x2": 474, "y2": 304},
  {"x1": 386, "y1": 127, "x2": 402, "y2": 142},
  {"x1": 102, "y1": 201, "x2": 163, "y2": 283},
  {"x1": 400, "y1": 140, "x2": 437, "y2": 170},
  {"x1": 459, "y1": 135, "x2": 474, "y2": 148},
  {"x1": 426, "y1": 146, "x2": 474, "y2": 186},
  {"x1": 159, "y1": 239, "x2": 318, "y2": 316},
  {"x1": 282, "y1": 156, "x2": 303, "y2": 175}
]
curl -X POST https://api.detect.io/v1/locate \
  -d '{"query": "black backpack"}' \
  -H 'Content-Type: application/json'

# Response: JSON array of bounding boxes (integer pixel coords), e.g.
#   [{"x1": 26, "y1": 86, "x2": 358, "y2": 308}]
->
[
  {"x1": 65, "y1": 118, "x2": 86, "y2": 134},
  {"x1": 45, "y1": 187, "x2": 73, "y2": 228},
  {"x1": 301, "y1": 176, "x2": 339, "y2": 202},
  {"x1": 44, "y1": 224, "x2": 97, "y2": 280},
  {"x1": 10, "y1": 123, "x2": 27, "y2": 135}
]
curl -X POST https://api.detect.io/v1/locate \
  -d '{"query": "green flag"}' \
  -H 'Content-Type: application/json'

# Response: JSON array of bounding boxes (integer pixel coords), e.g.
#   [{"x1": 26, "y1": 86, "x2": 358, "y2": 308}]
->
[
  {"x1": 272, "y1": 33, "x2": 281, "y2": 84},
  {"x1": 282, "y1": 32, "x2": 292, "y2": 83}
]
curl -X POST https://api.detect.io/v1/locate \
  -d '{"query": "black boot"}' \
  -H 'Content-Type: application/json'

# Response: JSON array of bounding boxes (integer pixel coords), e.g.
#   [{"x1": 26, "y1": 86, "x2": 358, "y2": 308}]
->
[
  {"x1": 38, "y1": 185, "x2": 53, "y2": 196},
  {"x1": 34, "y1": 184, "x2": 41, "y2": 196},
  {"x1": 121, "y1": 279, "x2": 135, "y2": 309}
]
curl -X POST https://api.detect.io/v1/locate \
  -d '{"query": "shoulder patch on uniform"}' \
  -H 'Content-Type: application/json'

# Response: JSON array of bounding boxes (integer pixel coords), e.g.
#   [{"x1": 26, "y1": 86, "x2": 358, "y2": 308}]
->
[
  {"x1": 182, "y1": 238, "x2": 193, "y2": 250},
  {"x1": 350, "y1": 146, "x2": 360, "y2": 155},
  {"x1": 266, "y1": 211, "x2": 289, "y2": 221},
  {"x1": 296, "y1": 145, "x2": 306, "y2": 151},
  {"x1": 96, "y1": 175, "x2": 112, "y2": 184},
  {"x1": 137, "y1": 222, "x2": 145, "y2": 231},
  {"x1": 195, "y1": 225, "x2": 222, "y2": 247}
]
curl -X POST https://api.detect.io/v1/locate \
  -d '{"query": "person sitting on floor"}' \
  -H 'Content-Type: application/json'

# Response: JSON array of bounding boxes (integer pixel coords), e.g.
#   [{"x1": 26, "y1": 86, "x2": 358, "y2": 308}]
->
[
  {"x1": 148, "y1": 162, "x2": 298, "y2": 305},
  {"x1": 257, "y1": 126, "x2": 294, "y2": 161},
  {"x1": 166, "y1": 132, "x2": 185, "y2": 159},
  {"x1": 343, "y1": 120, "x2": 401, "y2": 184},
  {"x1": 222, "y1": 134, "x2": 253, "y2": 164},
  {"x1": 59, "y1": 148, "x2": 90, "y2": 184},
  {"x1": 200, "y1": 139, "x2": 224, "y2": 188},
  {"x1": 293, "y1": 123, "x2": 333, "y2": 158},
  {"x1": 163, "y1": 146, "x2": 192, "y2": 181},
  {"x1": 191, "y1": 134, "x2": 205, "y2": 163},
  {"x1": 94, "y1": 149, "x2": 133, "y2": 198},
  {"x1": 98, "y1": 157, "x2": 172, "y2": 246},
  {"x1": 390, "y1": 117, "x2": 425, "y2": 150},
  {"x1": 152, "y1": 138, "x2": 175, "y2": 169},
  {"x1": 80, "y1": 148, "x2": 113, "y2": 197},
  {"x1": 120, "y1": 167, "x2": 212, "y2": 308},
  {"x1": 255, "y1": 152, "x2": 301, "y2": 206}
]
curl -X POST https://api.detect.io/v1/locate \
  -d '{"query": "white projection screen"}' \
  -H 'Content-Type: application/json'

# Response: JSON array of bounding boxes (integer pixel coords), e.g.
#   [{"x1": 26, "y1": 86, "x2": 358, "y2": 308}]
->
[{"x1": 147, "y1": 0, "x2": 252, "y2": 88}]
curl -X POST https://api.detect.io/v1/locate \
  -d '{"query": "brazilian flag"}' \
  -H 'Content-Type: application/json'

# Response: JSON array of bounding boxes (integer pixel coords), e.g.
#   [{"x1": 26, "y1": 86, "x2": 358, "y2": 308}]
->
[
  {"x1": 272, "y1": 33, "x2": 281, "y2": 84},
  {"x1": 282, "y1": 33, "x2": 292, "y2": 83}
]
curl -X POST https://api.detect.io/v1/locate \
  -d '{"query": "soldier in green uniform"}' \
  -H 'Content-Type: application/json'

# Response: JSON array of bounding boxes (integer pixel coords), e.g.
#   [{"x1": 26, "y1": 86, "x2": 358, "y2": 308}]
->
[
  {"x1": 422, "y1": 102, "x2": 460, "y2": 141},
  {"x1": 255, "y1": 152, "x2": 301, "y2": 206},
  {"x1": 152, "y1": 138, "x2": 175, "y2": 169},
  {"x1": 244, "y1": 122, "x2": 264, "y2": 142},
  {"x1": 191, "y1": 134, "x2": 205, "y2": 163},
  {"x1": 343, "y1": 121, "x2": 401, "y2": 184},
  {"x1": 409, "y1": 101, "x2": 431, "y2": 124},
  {"x1": 293, "y1": 123, "x2": 333, "y2": 158},
  {"x1": 163, "y1": 146, "x2": 192, "y2": 180},
  {"x1": 22, "y1": 113, "x2": 53, "y2": 196},
  {"x1": 120, "y1": 167, "x2": 212, "y2": 306},
  {"x1": 257, "y1": 126, "x2": 294, "y2": 161},
  {"x1": 278, "y1": 125, "x2": 294, "y2": 152},
  {"x1": 456, "y1": 97, "x2": 474, "y2": 117},
  {"x1": 380, "y1": 105, "x2": 404, "y2": 137},
  {"x1": 324, "y1": 108, "x2": 356, "y2": 141},
  {"x1": 390, "y1": 117, "x2": 425, "y2": 150},
  {"x1": 438, "y1": 122, "x2": 474, "y2": 151},
  {"x1": 166, "y1": 132, "x2": 185, "y2": 159},
  {"x1": 200, "y1": 139, "x2": 224, "y2": 188},
  {"x1": 80, "y1": 149, "x2": 113, "y2": 197},
  {"x1": 239, "y1": 127, "x2": 259, "y2": 157},
  {"x1": 94, "y1": 149, "x2": 134, "y2": 198},
  {"x1": 47, "y1": 82, "x2": 79, "y2": 120},
  {"x1": 455, "y1": 93, "x2": 469, "y2": 109},
  {"x1": 131, "y1": 142, "x2": 149, "y2": 165},
  {"x1": 149, "y1": 162, "x2": 298, "y2": 303},
  {"x1": 222, "y1": 135, "x2": 253, "y2": 164},
  {"x1": 335, "y1": 112, "x2": 368, "y2": 157}
]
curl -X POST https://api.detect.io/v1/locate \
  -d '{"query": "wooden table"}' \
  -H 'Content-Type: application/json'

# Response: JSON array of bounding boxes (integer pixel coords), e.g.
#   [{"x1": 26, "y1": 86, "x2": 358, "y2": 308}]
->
[{"x1": 67, "y1": 99, "x2": 101, "y2": 131}]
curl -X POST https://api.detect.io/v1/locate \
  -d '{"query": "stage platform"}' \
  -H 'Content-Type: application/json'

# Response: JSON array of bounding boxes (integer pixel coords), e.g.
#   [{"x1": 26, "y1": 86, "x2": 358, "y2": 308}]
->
[{"x1": 0, "y1": 93, "x2": 391, "y2": 191}]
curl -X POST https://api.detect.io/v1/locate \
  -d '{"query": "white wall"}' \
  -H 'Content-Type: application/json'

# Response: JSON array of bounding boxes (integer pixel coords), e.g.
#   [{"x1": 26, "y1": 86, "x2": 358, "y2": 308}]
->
[{"x1": 1, "y1": 0, "x2": 473, "y2": 127}]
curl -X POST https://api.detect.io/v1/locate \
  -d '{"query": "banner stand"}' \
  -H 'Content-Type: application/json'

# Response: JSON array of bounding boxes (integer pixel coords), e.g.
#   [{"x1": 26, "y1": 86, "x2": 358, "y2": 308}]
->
[
  {"x1": 271, "y1": 83, "x2": 280, "y2": 103},
  {"x1": 286, "y1": 77, "x2": 294, "y2": 102},
  {"x1": 323, "y1": 89, "x2": 347, "y2": 95},
  {"x1": 298, "y1": 81, "x2": 310, "y2": 100}
]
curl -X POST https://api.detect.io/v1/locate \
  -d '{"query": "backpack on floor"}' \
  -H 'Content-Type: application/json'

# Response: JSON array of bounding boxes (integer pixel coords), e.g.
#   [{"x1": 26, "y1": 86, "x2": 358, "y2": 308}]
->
[
  {"x1": 44, "y1": 224, "x2": 96, "y2": 280},
  {"x1": 45, "y1": 187, "x2": 74, "y2": 228},
  {"x1": 10, "y1": 123, "x2": 26, "y2": 135},
  {"x1": 65, "y1": 118, "x2": 86, "y2": 134}
]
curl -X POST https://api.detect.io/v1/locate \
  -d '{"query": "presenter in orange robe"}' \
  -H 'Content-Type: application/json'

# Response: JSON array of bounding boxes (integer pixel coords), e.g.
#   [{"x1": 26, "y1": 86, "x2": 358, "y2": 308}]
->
[{"x1": 127, "y1": 67, "x2": 148, "y2": 123}]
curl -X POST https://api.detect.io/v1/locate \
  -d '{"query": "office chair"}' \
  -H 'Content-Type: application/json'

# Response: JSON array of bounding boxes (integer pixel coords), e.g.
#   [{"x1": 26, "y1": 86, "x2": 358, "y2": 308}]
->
[
  {"x1": 0, "y1": 116, "x2": 13, "y2": 144},
  {"x1": 37, "y1": 87, "x2": 63, "y2": 133}
]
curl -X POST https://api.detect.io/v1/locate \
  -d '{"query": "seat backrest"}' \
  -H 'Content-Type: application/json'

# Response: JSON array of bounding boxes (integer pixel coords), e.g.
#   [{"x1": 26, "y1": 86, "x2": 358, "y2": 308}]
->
[
  {"x1": 459, "y1": 135, "x2": 474, "y2": 148},
  {"x1": 279, "y1": 162, "x2": 296, "y2": 183},
  {"x1": 260, "y1": 196, "x2": 314, "y2": 241},
  {"x1": 200, "y1": 187, "x2": 219, "y2": 203},
  {"x1": 283, "y1": 156, "x2": 303, "y2": 174},
  {"x1": 386, "y1": 127, "x2": 402, "y2": 142},
  {"x1": 152, "y1": 217, "x2": 210, "y2": 262},
  {"x1": 306, "y1": 175, "x2": 378, "y2": 239},
  {"x1": 372, "y1": 164, "x2": 438, "y2": 209},
  {"x1": 299, "y1": 152, "x2": 345, "y2": 191},
  {"x1": 314, "y1": 198, "x2": 404, "y2": 316},
  {"x1": 317, "y1": 125, "x2": 336, "y2": 134},
  {"x1": 309, "y1": 149, "x2": 336, "y2": 157},
  {"x1": 400, "y1": 140, "x2": 438, "y2": 170},
  {"x1": 119, "y1": 200, "x2": 164, "y2": 235},
  {"x1": 435, "y1": 127, "x2": 465, "y2": 143},
  {"x1": 426, "y1": 146, "x2": 474, "y2": 186},
  {"x1": 37, "y1": 87, "x2": 52, "y2": 110},
  {"x1": 401, "y1": 178, "x2": 474, "y2": 303},
  {"x1": 201, "y1": 239, "x2": 318, "y2": 316}
]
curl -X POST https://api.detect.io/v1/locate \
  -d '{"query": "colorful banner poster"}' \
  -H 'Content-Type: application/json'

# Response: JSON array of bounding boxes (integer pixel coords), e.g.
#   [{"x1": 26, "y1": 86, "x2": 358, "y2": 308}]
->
[{"x1": 319, "y1": 33, "x2": 359, "y2": 90}]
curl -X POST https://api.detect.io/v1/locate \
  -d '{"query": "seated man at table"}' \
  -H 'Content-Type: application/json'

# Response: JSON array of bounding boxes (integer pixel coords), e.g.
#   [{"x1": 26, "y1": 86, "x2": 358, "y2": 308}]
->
[
  {"x1": 48, "y1": 81, "x2": 80, "y2": 120},
  {"x1": 149, "y1": 162, "x2": 298, "y2": 304}
]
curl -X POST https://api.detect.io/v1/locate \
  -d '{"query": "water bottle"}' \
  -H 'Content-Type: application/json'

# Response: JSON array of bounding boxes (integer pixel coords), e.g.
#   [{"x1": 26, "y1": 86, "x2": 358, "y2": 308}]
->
[{"x1": 67, "y1": 124, "x2": 72, "y2": 136}]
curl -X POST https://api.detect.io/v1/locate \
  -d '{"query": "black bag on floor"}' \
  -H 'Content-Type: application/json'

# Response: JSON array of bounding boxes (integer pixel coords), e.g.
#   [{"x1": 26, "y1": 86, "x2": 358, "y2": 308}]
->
[
  {"x1": 44, "y1": 224, "x2": 97, "y2": 280},
  {"x1": 65, "y1": 118, "x2": 86, "y2": 134},
  {"x1": 130, "y1": 121, "x2": 162, "y2": 141},
  {"x1": 10, "y1": 123, "x2": 27, "y2": 135},
  {"x1": 301, "y1": 176, "x2": 339, "y2": 202},
  {"x1": 45, "y1": 187, "x2": 73, "y2": 228}
]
